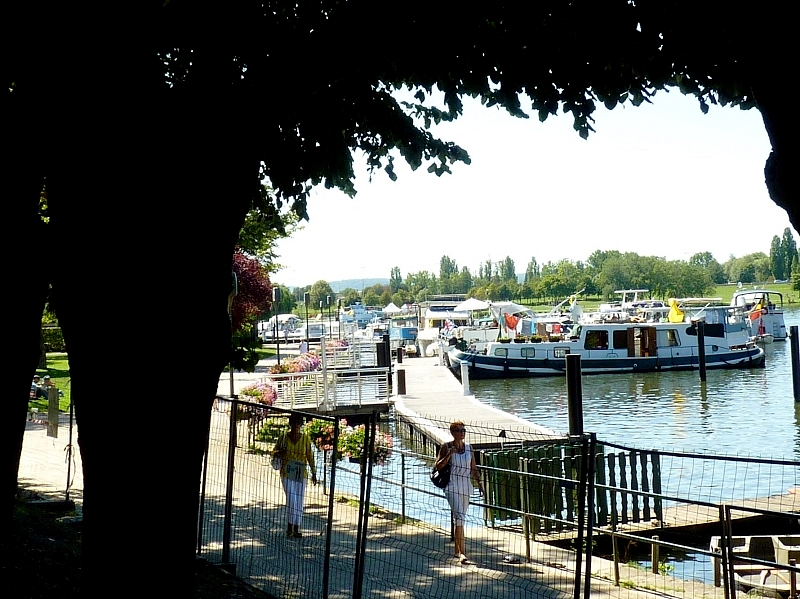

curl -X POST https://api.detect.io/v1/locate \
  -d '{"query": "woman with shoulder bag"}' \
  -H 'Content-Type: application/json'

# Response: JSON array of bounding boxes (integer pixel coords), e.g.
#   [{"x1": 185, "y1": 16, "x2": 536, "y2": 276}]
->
[
  {"x1": 274, "y1": 414, "x2": 317, "y2": 538},
  {"x1": 434, "y1": 420, "x2": 484, "y2": 564}
]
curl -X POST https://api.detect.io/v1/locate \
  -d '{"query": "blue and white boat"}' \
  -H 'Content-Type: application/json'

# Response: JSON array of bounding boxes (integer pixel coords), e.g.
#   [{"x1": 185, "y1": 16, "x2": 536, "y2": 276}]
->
[{"x1": 446, "y1": 303, "x2": 765, "y2": 379}]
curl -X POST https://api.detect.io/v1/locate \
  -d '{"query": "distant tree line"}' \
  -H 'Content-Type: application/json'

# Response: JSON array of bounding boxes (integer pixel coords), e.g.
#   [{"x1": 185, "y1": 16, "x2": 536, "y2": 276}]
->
[{"x1": 286, "y1": 227, "x2": 799, "y2": 310}]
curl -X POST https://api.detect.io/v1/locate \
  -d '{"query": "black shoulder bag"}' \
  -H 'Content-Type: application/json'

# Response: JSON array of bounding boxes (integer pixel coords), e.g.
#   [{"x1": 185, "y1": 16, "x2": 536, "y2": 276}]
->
[{"x1": 430, "y1": 444, "x2": 451, "y2": 489}]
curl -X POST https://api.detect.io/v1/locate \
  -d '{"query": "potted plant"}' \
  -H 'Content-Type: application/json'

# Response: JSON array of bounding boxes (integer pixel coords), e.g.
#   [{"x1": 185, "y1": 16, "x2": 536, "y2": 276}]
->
[{"x1": 531, "y1": 335, "x2": 543, "y2": 343}]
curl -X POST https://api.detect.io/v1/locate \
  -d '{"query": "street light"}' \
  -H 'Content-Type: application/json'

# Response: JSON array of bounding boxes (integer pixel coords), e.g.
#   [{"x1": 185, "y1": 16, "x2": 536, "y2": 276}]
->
[
  {"x1": 326, "y1": 295, "x2": 332, "y2": 340},
  {"x1": 304, "y1": 292, "x2": 310, "y2": 345},
  {"x1": 273, "y1": 287, "x2": 282, "y2": 366},
  {"x1": 337, "y1": 298, "x2": 342, "y2": 339},
  {"x1": 319, "y1": 300, "x2": 324, "y2": 339}
]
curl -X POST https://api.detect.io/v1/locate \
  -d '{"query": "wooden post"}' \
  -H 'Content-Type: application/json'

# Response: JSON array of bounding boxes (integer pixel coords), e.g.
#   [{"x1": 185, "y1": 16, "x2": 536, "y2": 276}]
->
[
  {"x1": 397, "y1": 369, "x2": 406, "y2": 395},
  {"x1": 566, "y1": 354, "x2": 583, "y2": 435},
  {"x1": 651, "y1": 535, "x2": 659, "y2": 574},
  {"x1": 791, "y1": 326, "x2": 800, "y2": 402},
  {"x1": 696, "y1": 320, "x2": 707, "y2": 382},
  {"x1": 47, "y1": 386, "x2": 59, "y2": 438}
]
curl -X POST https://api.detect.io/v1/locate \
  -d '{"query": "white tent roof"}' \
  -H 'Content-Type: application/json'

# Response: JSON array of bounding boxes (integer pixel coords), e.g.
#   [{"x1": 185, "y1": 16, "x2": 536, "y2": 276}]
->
[
  {"x1": 383, "y1": 302, "x2": 402, "y2": 314},
  {"x1": 454, "y1": 298, "x2": 490, "y2": 312}
]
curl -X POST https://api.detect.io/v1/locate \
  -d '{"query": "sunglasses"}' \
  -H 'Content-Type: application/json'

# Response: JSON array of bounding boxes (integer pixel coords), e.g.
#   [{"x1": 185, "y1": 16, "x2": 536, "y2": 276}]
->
[{"x1": 452, "y1": 428, "x2": 466, "y2": 433}]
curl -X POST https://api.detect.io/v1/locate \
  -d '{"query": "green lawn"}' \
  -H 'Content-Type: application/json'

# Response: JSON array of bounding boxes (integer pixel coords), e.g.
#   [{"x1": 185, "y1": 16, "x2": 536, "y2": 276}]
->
[{"x1": 30, "y1": 353, "x2": 71, "y2": 412}]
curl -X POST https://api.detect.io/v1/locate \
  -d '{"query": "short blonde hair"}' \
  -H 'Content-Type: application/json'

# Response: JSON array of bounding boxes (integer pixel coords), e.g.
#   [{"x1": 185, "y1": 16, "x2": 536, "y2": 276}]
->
[{"x1": 449, "y1": 420, "x2": 465, "y2": 434}]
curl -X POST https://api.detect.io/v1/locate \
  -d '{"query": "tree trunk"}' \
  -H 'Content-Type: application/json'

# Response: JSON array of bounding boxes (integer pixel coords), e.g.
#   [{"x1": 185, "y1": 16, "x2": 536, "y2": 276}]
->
[{"x1": 2, "y1": 88, "x2": 50, "y2": 519}]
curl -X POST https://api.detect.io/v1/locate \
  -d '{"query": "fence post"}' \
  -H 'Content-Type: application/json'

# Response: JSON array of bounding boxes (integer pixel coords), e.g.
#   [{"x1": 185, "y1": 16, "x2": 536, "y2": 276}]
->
[
  {"x1": 401, "y1": 452, "x2": 407, "y2": 523},
  {"x1": 397, "y1": 369, "x2": 406, "y2": 395},
  {"x1": 222, "y1": 398, "x2": 238, "y2": 572}
]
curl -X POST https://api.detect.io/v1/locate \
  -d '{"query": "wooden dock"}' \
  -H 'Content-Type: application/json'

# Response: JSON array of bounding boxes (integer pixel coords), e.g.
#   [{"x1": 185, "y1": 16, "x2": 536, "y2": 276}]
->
[{"x1": 393, "y1": 355, "x2": 564, "y2": 452}]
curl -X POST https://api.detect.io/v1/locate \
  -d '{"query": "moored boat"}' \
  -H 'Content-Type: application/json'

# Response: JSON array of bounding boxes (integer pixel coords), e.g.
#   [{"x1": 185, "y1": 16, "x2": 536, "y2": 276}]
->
[
  {"x1": 710, "y1": 534, "x2": 799, "y2": 597},
  {"x1": 446, "y1": 304, "x2": 765, "y2": 379},
  {"x1": 731, "y1": 288, "x2": 788, "y2": 341}
]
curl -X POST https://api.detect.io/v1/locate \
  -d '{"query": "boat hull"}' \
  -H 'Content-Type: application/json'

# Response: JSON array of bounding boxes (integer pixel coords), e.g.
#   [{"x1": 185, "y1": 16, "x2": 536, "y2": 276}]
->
[{"x1": 447, "y1": 345, "x2": 765, "y2": 379}]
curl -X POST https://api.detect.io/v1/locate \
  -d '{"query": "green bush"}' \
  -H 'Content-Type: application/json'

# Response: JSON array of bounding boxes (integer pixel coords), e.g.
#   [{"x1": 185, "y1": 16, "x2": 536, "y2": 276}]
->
[{"x1": 41, "y1": 327, "x2": 66, "y2": 352}]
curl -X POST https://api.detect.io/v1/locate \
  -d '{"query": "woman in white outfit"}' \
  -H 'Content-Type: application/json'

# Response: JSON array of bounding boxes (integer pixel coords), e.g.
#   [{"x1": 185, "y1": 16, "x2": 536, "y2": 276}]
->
[{"x1": 434, "y1": 420, "x2": 484, "y2": 564}]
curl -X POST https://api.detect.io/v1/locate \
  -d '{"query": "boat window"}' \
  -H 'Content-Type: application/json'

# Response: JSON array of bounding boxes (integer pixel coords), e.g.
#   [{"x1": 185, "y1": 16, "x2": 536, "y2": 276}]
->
[
  {"x1": 612, "y1": 330, "x2": 628, "y2": 349},
  {"x1": 553, "y1": 347, "x2": 570, "y2": 358},
  {"x1": 584, "y1": 330, "x2": 609, "y2": 350},
  {"x1": 656, "y1": 329, "x2": 680, "y2": 347},
  {"x1": 686, "y1": 323, "x2": 725, "y2": 338},
  {"x1": 521, "y1": 348, "x2": 536, "y2": 359},
  {"x1": 493, "y1": 348, "x2": 508, "y2": 358}
]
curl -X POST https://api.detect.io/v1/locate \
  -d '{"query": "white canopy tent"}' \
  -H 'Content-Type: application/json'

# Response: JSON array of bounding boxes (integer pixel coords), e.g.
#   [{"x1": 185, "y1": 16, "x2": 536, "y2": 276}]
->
[
  {"x1": 383, "y1": 302, "x2": 402, "y2": 314},
  {"x1": 454, "y1": 298, "x2": 490, "y2": 312}
]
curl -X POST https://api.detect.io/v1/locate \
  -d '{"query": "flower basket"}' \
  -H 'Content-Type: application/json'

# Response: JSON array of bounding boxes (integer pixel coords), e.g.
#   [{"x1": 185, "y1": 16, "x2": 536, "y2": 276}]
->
[
  {"x1": 268, "y1": 351, "x2": 321, "y2": 375},
  {"x1": 306, "y1": 419, "x2": 338, "y2": 458},
  {"x1": 240, "y1": 381, "x2": 278, "y2": 406},
  {"x1": 337, "y1": 420, "x2": 393, "y2": 466}
]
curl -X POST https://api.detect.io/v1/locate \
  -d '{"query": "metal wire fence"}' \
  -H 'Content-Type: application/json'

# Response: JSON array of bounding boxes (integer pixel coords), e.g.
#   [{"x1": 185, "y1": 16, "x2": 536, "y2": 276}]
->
[{"x1": 199, "y1": 401, "x2": 798, "y2": 599}]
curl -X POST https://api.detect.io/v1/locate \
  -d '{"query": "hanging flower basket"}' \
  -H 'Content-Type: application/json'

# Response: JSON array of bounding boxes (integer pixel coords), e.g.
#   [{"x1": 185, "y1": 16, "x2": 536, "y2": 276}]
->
[{"x1": 337, "y1": 420, "x2": 393, "y2": 466}]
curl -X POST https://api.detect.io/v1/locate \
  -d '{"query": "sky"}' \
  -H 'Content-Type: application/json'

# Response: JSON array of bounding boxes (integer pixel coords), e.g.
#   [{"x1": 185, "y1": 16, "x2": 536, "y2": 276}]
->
[{"x1": 273, "y1": 91, "x2": 797, "y2": 290}]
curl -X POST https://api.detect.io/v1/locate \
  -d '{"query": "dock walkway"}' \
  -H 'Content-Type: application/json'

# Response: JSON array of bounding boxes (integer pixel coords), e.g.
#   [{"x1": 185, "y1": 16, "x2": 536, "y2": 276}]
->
[{"x1": 393, "y1": 355, "x2": 564, "y2": 450}]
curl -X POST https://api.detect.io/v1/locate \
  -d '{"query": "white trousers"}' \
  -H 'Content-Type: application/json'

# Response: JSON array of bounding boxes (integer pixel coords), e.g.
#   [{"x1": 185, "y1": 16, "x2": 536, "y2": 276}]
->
[{"x1": 282, "y1": 476, "x2": 307, "y2": 526}]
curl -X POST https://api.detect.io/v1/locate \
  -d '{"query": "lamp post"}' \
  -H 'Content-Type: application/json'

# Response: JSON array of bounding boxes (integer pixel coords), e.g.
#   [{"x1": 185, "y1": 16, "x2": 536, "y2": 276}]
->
[
  {"x1": 337, "y1": 298, "x2": 342, "y2": 339},
  {"x1": 326, "y1": 295, "x2": 332, "y2": 340},
  {"x1": 273, "y1": 287, "x2": 282, "y2": 366},
  {"x1": 319, "y1": 300, "x2": 324, "y2": 339},
  {"x1": 304, "y1": 292, "x2": 310, "y2": 345}
]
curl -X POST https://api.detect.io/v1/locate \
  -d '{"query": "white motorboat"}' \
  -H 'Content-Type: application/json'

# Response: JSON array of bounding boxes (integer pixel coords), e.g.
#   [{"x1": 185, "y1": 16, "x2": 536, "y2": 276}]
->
[
  {"x1": 730, "y1": 287, "x2": 788, "y2": 341},
  {"x1": 710, "y1": 534, "x2": 799, "y2": 597}
]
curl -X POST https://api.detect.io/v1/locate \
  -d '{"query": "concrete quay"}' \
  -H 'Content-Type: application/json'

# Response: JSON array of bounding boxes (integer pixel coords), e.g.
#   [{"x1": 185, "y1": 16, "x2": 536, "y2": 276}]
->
[{"x1": 393, "y1": 354, "x2": 564, "y2": 451}]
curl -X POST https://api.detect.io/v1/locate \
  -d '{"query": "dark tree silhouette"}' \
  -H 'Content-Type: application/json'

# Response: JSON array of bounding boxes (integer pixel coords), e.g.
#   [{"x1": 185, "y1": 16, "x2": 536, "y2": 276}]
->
[{"x1": 5, "y1": 2, "x2": 796, "y2": 594}]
